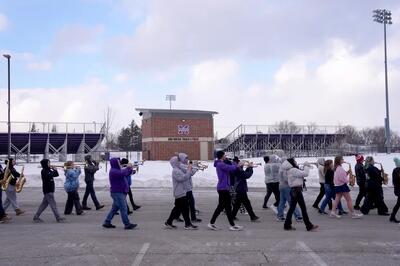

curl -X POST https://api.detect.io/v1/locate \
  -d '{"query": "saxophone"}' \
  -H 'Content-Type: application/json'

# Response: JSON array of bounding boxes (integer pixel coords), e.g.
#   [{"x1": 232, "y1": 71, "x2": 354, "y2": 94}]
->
[
  {"x1": 15, "y1": 166, "x2": 26, "y2": 193},
  {"x1": 375, "y1": 163, "x2": 389, "y2": 185},
  {"x1": 1, "y1": 167, "x2": 12, "y2": 191},
  {"x1": 344, "y1": 162, "x2": 356, "y2": 186}
]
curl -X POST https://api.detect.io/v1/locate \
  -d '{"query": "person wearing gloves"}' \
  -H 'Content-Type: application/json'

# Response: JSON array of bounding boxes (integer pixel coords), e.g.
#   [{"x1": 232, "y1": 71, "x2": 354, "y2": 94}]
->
[
  {"x1": 82, "y1": 155, "x2": 104, "y2": 211},
  {"x1": 354, "y1": 154, "x2": 366, "y2": 210},
  {"x1": 208, "y1": 151, "x2": 242, "y2": 231},
  {"x1": 312, "y1": 158, "x2": 330, "y2": 210},
  {"x1": 164, "y1": 155, "x2": 198, "y2": 230},
  {"x1": 33, "y1": 159, "x2": 65, "y2": 223},
  {"x1": 390, "y1": 157, "x2": 400, "y2": 223},
  {"x1": 276, "y1": 160, "x2": 302, "y2": 222},
  {"x1": 263, "y1": 155, "x2": 281, "y2": 209},
  {"x1": 330, "y1": 156, "x2": 363, "y2": 219},
  {"x1": 120, "y1": 158, "x2": 140, "y2": 214},
  {"x1": 360, "y1": 156, "x2": 389, "y2": 216},
  {"x1": 230, "y1": 157, "x2": 260, "y2": 222},
  {"x1": 63, "y1": 161, "x2": 84, "y2": 215},
  {"x1": 103, "y1": 158, "x2": 137, "y2": 230},
  {"x1": 283, "y1": 158, "x2": 318, "y2": 231}
]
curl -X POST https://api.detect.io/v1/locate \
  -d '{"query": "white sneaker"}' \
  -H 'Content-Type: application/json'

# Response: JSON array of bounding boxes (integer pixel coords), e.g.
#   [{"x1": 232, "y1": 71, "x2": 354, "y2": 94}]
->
[
  {"x1": 229, "y1": 225, "x2": 244, "y2": 231},
  {"x1": 351, "y1": 213, "x2": 363, "y2": 219},
  {"x1": 207, "y1": 223, "x2": 220, "y2": 231},
  {"x1": 330, "y1": 212, "x2": 341, "y2": 219}
]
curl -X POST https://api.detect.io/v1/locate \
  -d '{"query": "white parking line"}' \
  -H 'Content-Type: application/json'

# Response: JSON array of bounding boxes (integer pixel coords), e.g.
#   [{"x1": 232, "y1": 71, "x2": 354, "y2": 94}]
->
[
  {"x1": 297, "y1": 241, "x2": 328, "y2": 266},
  {"x1": 132, "y1": 243, "x2": 150, "y2": 266}
]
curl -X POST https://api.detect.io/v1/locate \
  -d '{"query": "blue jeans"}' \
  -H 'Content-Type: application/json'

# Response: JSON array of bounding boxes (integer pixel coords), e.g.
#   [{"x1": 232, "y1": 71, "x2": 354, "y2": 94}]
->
[
  {"x1": 104, "y1": 192, "x2": 131, "y2": 226},
  {"x1": 277, "y1": 187, "x2": 301, "y2": 219},
  {"x1": 320, "y1": 184, "x2": 344, "y2": 212},
  {"x1": 0, "y1": 189, "x2": 5, "y2": 218}
]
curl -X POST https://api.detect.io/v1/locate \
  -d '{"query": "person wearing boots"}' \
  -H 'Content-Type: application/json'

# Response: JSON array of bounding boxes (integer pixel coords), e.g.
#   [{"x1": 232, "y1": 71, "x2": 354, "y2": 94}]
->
[
  {"x1": 120, "y1": 158, "x2": 141, "y2": 213},
  {"x1": 263, "y1": 155, "x2": 281, "y2": 209},
  {"x1": 390, "y1": 157, "x2": 400, "y2": 223},
  {"x1": 82, "y1": 155, "x2": 104, "y2": 211},
  {"x1": 354, "y1": 154, "x2": 366, "y2": 210}
]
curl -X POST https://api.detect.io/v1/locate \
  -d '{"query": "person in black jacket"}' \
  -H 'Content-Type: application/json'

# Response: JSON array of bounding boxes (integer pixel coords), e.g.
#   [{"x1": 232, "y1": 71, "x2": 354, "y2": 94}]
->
[
  {"x1": 360, "y1": 156, "x2": 390, "y2": 216},
  {"x1": 390, "y1": 157, "x2": 400, "y2": 223},
  {"x1": 3, "y1": 158, "x2": 25, "y2": 215},
  {"x1": 82, "y1": 155, "x2": 104, "y2": 210},
  {"x1": 231, "y1": 157, "x2": 260, "y2": 222},
  {"x1": 354, "y1": 155, "x2": 367, "y2": 210},
  {"x1": 33, "y1": 159, "x2": 65, "y2": 223},
  {"x1": 0, "y1": 162, "x2": 7, "y2": 222}
]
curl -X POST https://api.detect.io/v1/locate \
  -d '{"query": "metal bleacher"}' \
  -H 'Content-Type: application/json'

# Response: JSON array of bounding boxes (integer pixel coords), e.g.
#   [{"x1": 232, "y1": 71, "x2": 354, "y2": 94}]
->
[
  {"x1": 0, "y1": 121, "x2": 105, "y2": 162},
  {"x1": 218, "y1": 124, "x2": 346, "y2": 158}
]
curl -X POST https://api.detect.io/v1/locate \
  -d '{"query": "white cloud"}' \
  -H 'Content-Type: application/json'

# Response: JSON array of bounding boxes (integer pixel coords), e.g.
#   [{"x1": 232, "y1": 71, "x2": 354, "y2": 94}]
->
[
  {"x1": 0, "y1": 14, "x2": 8, "y2": 31},
  {"x1": 113, "y1": 73, "x2": 129, "y2": 83},
  {"x1": 26, "y1": 60, "x2": 52, "y2": 71}
]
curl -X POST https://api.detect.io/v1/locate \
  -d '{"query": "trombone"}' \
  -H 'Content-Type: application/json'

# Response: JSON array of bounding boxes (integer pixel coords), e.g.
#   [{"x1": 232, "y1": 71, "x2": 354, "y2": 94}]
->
[
  {"x1": 241, "y1": 160, "x2": 262, "y2": 168},
  {"x1": 374, "y1": 162, "x2": 389, "y2": 185},
  {"x1": 343, "y1": 162, "x2": 356, "y2": 186}
]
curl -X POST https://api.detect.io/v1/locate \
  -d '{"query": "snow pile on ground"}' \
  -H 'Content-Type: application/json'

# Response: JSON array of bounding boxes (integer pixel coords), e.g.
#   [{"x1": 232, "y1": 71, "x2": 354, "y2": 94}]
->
[{"x1": 13, "y1": 153, "x2": 400, "y2": 189}]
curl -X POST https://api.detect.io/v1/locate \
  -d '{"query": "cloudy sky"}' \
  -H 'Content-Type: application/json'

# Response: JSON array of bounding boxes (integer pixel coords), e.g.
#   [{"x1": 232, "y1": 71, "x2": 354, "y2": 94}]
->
[{"x1": 0, "y1": 0, "x2": 400, "y2": 136}]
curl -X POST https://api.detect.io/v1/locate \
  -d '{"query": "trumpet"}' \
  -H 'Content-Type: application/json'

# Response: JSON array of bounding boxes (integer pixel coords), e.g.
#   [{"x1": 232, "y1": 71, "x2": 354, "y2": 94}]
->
[
  {"x1": 298, "y1": 162, "x2": 319, "y2": 169},
  {"x1": 375, "y1": 162, "x2": 389, "y2": 185},
  {"x1": 191, "y1": 161, "x2": 208, "y2": 171},
  {"x1": 15, "y1": 166, "x2": 26, "y2": 193},
  {"x1": 343, "y1": 162, "x2": 356, "y2": 187},
  {"x1": 241, "y1": 160, "x2": 262, "y2": 168}
]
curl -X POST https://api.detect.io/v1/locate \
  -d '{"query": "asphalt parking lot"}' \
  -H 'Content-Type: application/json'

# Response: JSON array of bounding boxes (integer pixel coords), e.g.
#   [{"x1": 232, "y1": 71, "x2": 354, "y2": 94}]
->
[{"x1": 1, "y1": 187, "x2": 400, "y2": 266}]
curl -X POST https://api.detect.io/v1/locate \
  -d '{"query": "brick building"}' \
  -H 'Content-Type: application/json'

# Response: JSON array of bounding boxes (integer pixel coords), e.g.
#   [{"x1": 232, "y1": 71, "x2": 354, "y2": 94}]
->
[{"x1": 136, "y1": 108, "x2": 218, "y2": 161}]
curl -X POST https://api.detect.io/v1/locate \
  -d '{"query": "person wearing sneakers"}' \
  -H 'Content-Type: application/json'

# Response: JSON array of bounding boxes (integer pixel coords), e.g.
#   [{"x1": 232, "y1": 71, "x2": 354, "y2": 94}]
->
[
  {"x1": 283, "y1": 158, "x2": 318, "y2": 231},
  {"x1": 360, "y1": 156, "x2": 389, "y2": 216},
  {"x1": 82, "y1": 155, "x2": 104, "y2": 211},
  {"x1": 354, "y1": 154, "x2": 366, "y2": 210},
  {"x1": 390, "y1": 157, "x2": 400, "y2": 223},
  {"x1": 330, "y1": 156, "x2": 363, "y2": 219},
  {"x1": 103, "y1": 158, "x2": 137, "y2": 230},
  {"x1": 33, "y1": 159, "x2": 65, "y2": 223},
  {"x1": 208, "y1": 151, "x2": 242, "y2": 231},
  {"x1": 276, "y1": 159, "x2": 302, "y2": 222},
  {"x1": 3, "y1": 158, "x2": 25, "y2": 216},
  {"x1": 164, "y1": 155, "x2": 198, "y2": 230},
  {"x1": 263, "y1": 155, "x2": 281, "y2": 209},
  {"x1": 312, "y1": 158, "x2": 330, "y2": 210},
  {"x1": 63, "y1": 161, "x2": 84, "y2": 216},
  {"x1": 120, "y1": 158, "x2": 140, "y2": 214},
  {"x1": 230, "y1": 157, "x2": 260, "y2": 222},
  {"x1": 319, "y1": 159, "x2": 344, "y2": 215}
]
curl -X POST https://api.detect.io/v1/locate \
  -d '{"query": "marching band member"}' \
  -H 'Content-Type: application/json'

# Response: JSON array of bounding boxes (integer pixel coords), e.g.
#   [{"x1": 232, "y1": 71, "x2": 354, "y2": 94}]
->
[
  {"x1": 164, "y1": 155, "x2": 198, "y2": 230},
  {"x1": 330, "y1": 156, "x2": 363, "y2": 219},
  {"x1": 33, "y1": 159, "x2": 65, "y2": 223},
  {"x1": 283, "y1": 158, "x2": 318, "y2": 231},
  {"x1": 103, "y1": 158, "x2": 137, "y2": 229},
  {"x1": 390, "y1": 157, "x2": 400, "y2": 223},
  {"x1": 360, "y1": 156, "x2": 389, "y2": 216},
  {"x1": 230, "y1": 157, "x2": 260, "y2": 222},
  {"x1": 3, "y1": 158, "x2": 25, "y2": 216},
  {"x1": 208, "y1": 151, "x2": 242, "y2": 231},
  {"x1": 120, "y1": 158, "x2": 140, "y2": 214},
  {"x1": 63, "y1": 161, "x2": 84, "y2": 215},
  {"x1": 0, "y1": 162, "x2": 10, "y2": 222},
  {"x1": 82, "y1": 155, "x2": 104, "y2": 211},
  {"x1": 354, "y1": 154, "x2": 366, "y2": 210},
  {"x1": 312, "y1": 158, "x2": 330, "y2": 210},
  {"x1": 319, "y1": 160, "x2": 344, "y2": 215},
  {"x1": 263, "y1": 155, "x2": 280, "y2": 209}
]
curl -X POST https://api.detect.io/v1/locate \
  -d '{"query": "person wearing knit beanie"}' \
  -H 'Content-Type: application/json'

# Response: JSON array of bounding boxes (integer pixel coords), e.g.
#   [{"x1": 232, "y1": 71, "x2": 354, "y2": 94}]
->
[{"x1": 354, "y1": 154, "x2": 366, "y2": 210}]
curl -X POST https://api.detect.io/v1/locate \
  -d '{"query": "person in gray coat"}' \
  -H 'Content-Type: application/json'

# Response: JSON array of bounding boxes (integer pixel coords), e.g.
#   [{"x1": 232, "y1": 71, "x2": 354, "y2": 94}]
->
[
  {"x1": 263, "y1": 155, "x2": 281, "y2": 208},
  {"x1": 164, "y1": 155, "x2": 198, "y2": 230}
]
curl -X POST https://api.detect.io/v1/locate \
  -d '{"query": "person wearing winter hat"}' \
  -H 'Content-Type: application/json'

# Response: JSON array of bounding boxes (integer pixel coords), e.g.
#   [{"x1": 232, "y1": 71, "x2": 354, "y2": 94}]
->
[
  {"x1": 82, "y1": 155, "x2": 104, "y2": 211},
  {"x1": 390, "y1": 157, "x2": 400, "y2": 223},
  {"x1": 3, "y1": 158, "x2": 25, "y2": 216},
  {"x1": 263, "y1": 155, "x2": 281, "y2": 209},
  {"x1": 360, "y1": 156, "x2": 389, "y2": 216},
  {"x1": 33, "y1": 159, "x2": 65, "y2": 223},
  {"x1": 312, "y1": 158, "x2": 329, "y2": 210},
  {"x1": 283, "y1": 158, "x2": 318, "y2": 231},
  {"x1": 354, "y1": 154, "x2": 366, "y2": 210}
]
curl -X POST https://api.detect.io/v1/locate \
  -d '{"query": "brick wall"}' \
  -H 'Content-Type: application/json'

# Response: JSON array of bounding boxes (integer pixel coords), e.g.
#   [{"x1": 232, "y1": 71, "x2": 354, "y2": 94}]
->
[{"x1": 143, "y1": 141, "x2": 213, "y2": 161}]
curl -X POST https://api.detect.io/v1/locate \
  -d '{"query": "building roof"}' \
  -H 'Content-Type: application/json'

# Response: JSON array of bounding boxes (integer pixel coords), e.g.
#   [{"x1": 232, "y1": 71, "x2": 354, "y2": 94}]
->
[{"x1": 135, "y1": 108, "x2": 218, "y2": 115}]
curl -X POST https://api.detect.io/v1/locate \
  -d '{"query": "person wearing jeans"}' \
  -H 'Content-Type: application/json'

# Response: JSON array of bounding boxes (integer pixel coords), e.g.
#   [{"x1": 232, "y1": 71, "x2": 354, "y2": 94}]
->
[
  {"x1": 283, "y1": 158, "x2": 318, "y2": 231},
  {"x1": 277, "y1": 186, "x2": 302, "y2": 221},
  {"x1": 320, "y1": 159, "x2": 344, "y2": 214},
  {"x1": 103, "y1": 158, "x2": 136, "y2": 230}
]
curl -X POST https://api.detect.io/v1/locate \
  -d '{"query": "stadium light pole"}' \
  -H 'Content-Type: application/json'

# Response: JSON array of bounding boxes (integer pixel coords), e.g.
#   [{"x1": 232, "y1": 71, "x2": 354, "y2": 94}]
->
[
  {"x1": 373, "y1": 9, "x2": 393, "y2": 153},
  {"x1": 3, "y1": 54, "x2": 11, "y2": 158},
  {"x1": 165, "y1": 95, "x2": 176, "y2": 110}
]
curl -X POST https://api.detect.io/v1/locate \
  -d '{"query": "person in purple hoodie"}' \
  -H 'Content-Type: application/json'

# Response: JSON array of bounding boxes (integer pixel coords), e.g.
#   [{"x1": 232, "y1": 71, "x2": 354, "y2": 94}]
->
[
  {"x1": 208, "y1": 151, "x2": 243, "y2": 231},
  {"x1": 102, "y1": 158, "x2": 136, "y2": 230}
]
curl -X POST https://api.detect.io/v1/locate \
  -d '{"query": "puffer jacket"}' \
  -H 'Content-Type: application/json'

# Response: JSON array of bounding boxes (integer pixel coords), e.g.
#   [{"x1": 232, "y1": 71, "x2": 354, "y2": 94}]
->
[
  {"x1": 64, "y1": 168, "x2": 81, "y2": 192},
  {"x1": 317, "y1": 158, "x2": 325, "y2": 183},
  {"x1": 281, "y1": 160, "x2": 310, "y2": 188},
  {"x1": 171, "y1": 156, "x2": 194, "y2": 198},
  {"x1": 264, "y1": 155, "x2": 281, "y2": 184}
]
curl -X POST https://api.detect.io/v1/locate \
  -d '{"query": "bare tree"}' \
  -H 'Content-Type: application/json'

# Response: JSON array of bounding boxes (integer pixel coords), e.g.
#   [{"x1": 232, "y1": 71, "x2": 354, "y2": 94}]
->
[
  {"x1": 336, "y1": 125, "x2": 363, "y2": 145},
  {"x1": 306, "y1": 123, "x2": 318, "y2": 134},
  {"x1": 104, "y1": 106, "x2": 115, "y2": 150},
  {"x1": 274, "y1": 120, "x2": 301, "y2": 134}
]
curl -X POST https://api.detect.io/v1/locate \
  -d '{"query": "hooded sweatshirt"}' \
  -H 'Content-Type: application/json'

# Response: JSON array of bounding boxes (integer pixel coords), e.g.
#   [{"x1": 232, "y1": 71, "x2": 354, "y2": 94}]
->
[
  {"x1": 84, "y1": 156, "x2": 99, "y2": 182},
  {"x1": 214, "y1": 160, "x2": 238, "y2": 191},
  {"x1": 170, "y1": 156, "x2": 194, "y2": 198},
  {"x1": 177, "y1": 153, "x2": 196, "y2": 192},
  {"x1": 40, "y1": 159, "x2": 59, "y2": 194},
  {"x1": 281, "y1": 160, "x2": 310, "y2": 188},
  {"x1": 333, "y1": 165, "x2": 348, "y2": 187},
  {"x1": 109, "y1": 158, "x2": 133, "y2": 193},
  {"x1": 264, "y1": 155, "x2": 281, "y2": 184},
  {"x1": 393, "y1": 157, "x2": 400, "y2": 196},
  {"x1": 317, "y1": 158, "x2": 325, "y2": 183}
]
